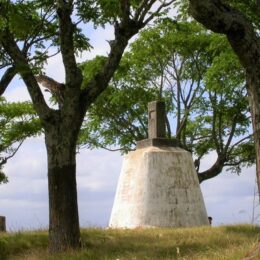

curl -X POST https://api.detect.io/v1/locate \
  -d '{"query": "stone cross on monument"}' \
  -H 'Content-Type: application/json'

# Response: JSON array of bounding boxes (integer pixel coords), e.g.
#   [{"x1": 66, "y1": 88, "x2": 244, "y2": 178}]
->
[
  {"x1": 148, "y1": 101, "x2": 166, "y2": 139},
  {"x1": 137, "y1": 101, "x2": 177, "y2": 148}
]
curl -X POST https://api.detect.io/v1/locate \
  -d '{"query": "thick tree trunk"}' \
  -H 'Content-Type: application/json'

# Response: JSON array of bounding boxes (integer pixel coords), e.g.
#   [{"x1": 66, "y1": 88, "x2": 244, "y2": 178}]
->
[{"x1": 45, "y1": 127, "x2": 80, "y2": 252}]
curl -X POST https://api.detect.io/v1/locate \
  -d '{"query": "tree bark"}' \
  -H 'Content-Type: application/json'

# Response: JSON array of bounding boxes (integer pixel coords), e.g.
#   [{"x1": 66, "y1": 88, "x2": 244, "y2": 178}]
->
[
  {"x1": 0, "y1": 216, "x2": 6, "y2": 232},
  {"x1": 198, "y1": 156, "x2": 226, "y2": 183},
  {"x1": 247, "y1": 75, "x2": 260, "y2": 197},
  {"x1": 189, "y1": 0, "x2": 260, "y2": 198},
  {"x1": 0, "y1": 66, "x2": 16, "y2": 96},
  {"x1": 45, "y1": 125, "x2": 80, "y2": 252}
]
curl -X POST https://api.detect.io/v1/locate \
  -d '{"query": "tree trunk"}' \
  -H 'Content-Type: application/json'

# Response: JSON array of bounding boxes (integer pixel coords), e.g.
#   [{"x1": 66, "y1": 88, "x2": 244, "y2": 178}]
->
[
  {"x1": 0, "y1": 216, "x2": 6, "y2": 232},
  {"x1": 45, "y1": 127, "x2": 80, "y2": 252},
  {"x1": 247, "y1": 75, "x2": 260, "y2": 199},
  {"x1": 198, "y1": 156, "x2": 226, "y2": 183},
  {"x1": 188, "y1": 0, "x2": 260, "y2": 199}
]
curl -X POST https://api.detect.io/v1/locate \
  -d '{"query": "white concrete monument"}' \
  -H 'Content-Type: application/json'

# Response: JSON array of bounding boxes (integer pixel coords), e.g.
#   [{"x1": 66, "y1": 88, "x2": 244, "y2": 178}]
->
[{"x1": 109, "y1": 101, "x2": 209, "y2": 228}]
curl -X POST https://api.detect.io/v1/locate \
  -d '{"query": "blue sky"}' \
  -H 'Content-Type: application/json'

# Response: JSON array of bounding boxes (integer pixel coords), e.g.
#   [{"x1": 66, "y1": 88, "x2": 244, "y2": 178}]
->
[{"x1": 0, "y1": 21, "x2": 259, "y2": 231}]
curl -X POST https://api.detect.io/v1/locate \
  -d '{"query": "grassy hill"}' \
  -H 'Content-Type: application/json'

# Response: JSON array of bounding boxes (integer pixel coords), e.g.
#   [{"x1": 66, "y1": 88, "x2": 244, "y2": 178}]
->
[{"x1": 0, "y1": 225, "x2": 259, "y2": 259}]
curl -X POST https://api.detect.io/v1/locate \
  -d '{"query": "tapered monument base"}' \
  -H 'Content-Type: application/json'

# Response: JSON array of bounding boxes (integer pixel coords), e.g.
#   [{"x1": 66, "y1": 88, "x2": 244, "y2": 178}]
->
[{"x1": 109, "y1": 146, "x2": 209, "y2": 228}]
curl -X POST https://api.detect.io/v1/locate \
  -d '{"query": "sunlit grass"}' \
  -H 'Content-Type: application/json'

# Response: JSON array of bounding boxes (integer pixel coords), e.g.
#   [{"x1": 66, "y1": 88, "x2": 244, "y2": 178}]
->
[{"x1": 0, "y1": 225, "x2": 259, "y2": 259}]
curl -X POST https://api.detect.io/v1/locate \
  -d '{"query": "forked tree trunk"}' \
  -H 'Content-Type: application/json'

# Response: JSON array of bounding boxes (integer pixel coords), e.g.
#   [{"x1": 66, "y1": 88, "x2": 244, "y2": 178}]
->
[{"x1": 45, "y1": 127, "x2": 80, "y2": 252}]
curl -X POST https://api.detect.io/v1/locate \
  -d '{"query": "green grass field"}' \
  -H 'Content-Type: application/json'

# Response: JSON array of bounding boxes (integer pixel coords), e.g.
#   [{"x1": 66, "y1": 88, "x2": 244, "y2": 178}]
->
[{"x1": 0, "y1": 225, "x2": 259, "y2": 259}]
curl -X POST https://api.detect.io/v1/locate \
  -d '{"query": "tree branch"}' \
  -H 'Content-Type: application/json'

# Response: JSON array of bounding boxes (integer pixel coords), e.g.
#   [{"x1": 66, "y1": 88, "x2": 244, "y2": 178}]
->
[
  {"x1": 188, "y1": 0, "x2": 260, "y2": 72},
  {"x1": 143, "y1": 0, "x2": 176, "y2": 26},
  {"x1": 229, "y1": 134, "x2": 253, "y2": 153},
  {"x1": 209, "y1": 91, "x2": 221, "y2": 153},
  {"x1": 2, "y1": 139, "x2": 25, "y2": 164},
  {"x1": 80, "y1": 140, "x2": 135, "y2": 153},
  {"x1": 198, "y1": 155, "x2": 226, "y2": 183},
  {"x1": 0, "y1": 66, "x2": 16, "y2": 96},
  {"x1": 0, "y1": 29, "x2": 52, "y2": 121},
  {"x1": 224, "y1": 115, "x2": 238, "y2": 154},
  {"x1": 81, "y1": 1, "x2": 175, "y2": 114},
  {"x1": 56, "y1": 1, "x2": 82, "y2": 88}
]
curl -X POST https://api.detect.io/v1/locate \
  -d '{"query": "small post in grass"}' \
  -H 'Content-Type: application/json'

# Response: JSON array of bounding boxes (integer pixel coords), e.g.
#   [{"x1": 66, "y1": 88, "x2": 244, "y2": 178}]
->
[{"x1": 0, "y1": 216, "x2": 6, "y2": 232}]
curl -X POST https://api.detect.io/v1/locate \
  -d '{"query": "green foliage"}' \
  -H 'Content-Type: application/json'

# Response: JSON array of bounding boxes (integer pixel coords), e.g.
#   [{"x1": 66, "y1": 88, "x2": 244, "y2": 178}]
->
[
  {"x1": 79, "y1": 83, "x2": 154, "y2": 152},
  {"x1": 80, "y1": 19, "x2": 253, "y2": 178},
  {"x1": 0, "y1": 1, "x2": 92, "y2": 71},
  {"x1": 76, "y1": 0, "x2": 149, "y2": 26},
  {"x1": 7, "y1": 2, "x2": 40, "y2": 39},
  {"x1": 79, "y1": 56, "x2": 108, "y2": 86},
  {"x1": 174, "y1": 0, "x2": 260, "y2": 32},
  {"x1": 0, "y1": 225, "x2": 259, "y2": 259},
  {"x1": 228, "y1": 0, "x2": 260, "y2": 31},
  {"x1": 0, "y1": 231, "x2": 48, "y2": 260},
  {"x1": 98, "y1": 0, "x2": 121, "y2": 19},
  {"x1": 0, "y1": 97, "x2": 41, "y2": 184},
  {"x1": 0, "y1": 170, "x2": 8, "y2": 184}
]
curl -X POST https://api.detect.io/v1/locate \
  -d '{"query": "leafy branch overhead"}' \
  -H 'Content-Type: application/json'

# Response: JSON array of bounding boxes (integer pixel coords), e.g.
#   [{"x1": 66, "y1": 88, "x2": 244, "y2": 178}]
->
[{"x1": 80, "y1": 20, "x2": 254, "y2": 182}]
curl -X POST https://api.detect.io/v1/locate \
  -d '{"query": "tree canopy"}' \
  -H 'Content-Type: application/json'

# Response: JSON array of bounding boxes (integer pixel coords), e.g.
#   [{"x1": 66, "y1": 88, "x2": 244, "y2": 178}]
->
[
  {"x1": 186, "y1": 0, "x2": 260, "y2": 200},
  {"x1": 0, "y1": 97, "x2": 41, "y2": 184},
  {"x1": 79, "y1": 19, "x2": 254, "y2": 182}
]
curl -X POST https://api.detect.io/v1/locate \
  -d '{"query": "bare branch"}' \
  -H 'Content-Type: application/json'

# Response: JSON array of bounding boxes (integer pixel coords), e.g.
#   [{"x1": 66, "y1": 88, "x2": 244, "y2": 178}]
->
[
  {"x1": 229, "y1": 134, "x2": 253, "y2": 153},
  {"x1": 133, "y1": 0, "x2": 150, "y2": 21},
  {"x1": 1, "y1": 139, "x2": 25, "y2": 165},
  {"x1": 224, "y1": 115, "x2": 238, "y2": 154},
  {"x1": 137, "y1": 0, "x2": 156, "y2": 23},
  {"x1": 209, "y1": 91, "x2": 221, "y2": 153},
  {"x1": 143, "y1": 0, "x2": 176, "y2": 26},
  {"x1": 56, "y1": 1, "x2": 82, "y2": 88}
]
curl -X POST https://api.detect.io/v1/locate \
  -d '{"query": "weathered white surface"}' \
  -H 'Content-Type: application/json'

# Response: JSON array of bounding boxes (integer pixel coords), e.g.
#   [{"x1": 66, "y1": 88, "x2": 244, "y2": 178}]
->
[{"x1": 109, "y1": 146, "x2": 209, "y2": 228}]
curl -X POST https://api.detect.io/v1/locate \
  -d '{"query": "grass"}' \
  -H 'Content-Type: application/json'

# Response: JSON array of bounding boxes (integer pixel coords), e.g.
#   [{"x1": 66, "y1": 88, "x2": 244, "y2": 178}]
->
[{"x1": 0, "y1": 225, "x2": 260, "y2": 259}]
